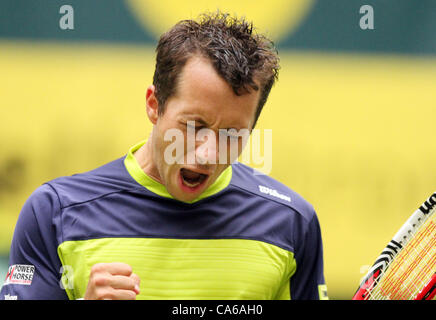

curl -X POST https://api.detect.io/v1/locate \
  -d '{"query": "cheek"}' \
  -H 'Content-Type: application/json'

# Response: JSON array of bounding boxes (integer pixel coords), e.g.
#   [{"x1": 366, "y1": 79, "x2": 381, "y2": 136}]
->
[
  {"x1": 151, "y1": 126, "x2": 174, "y2": 176},
  {"x1": 157, "y1": 154, "x2": 180, "y2": 189},
  {"x1": 155, "y1": 133, "x2": 183, "y2": 181},
  {"x1": 222, "y1": 138, "x2": 244, "y2": 164}
]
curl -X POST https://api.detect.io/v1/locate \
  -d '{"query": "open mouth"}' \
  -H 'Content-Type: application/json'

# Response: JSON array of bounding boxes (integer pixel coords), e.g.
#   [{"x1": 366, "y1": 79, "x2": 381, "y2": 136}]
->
[{"x1": 180, "y1": 168, "x2": 209, "y2": 189}]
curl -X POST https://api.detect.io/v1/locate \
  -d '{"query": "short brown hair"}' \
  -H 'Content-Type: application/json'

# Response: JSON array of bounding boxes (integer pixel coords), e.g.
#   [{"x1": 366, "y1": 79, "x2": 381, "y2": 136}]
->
[{"x1": 152, "y1": 11, "x2": 280, "y2": 128}]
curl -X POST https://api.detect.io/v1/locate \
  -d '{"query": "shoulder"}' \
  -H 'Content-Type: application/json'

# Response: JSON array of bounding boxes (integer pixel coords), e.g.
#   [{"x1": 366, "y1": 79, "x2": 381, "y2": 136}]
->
[
  {"x1": 44, "y1": 156, "x2": 138, "y2": 209},
  {"x1": 19, "y1": 183, "x2": 61, "y2": 221},
  {"x1": 230, "y1": 162, "x2": 316, "y2": 223}
]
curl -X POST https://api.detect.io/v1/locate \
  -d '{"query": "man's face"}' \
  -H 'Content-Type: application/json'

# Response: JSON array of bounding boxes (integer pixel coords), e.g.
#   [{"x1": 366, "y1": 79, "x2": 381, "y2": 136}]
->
[{"x1": 146, "y1": 56, "x2": 260, "y2": 202}]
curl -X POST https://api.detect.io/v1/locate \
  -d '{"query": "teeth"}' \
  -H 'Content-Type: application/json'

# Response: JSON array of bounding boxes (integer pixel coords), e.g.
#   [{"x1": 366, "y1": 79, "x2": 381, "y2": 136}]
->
[
  {"x1": 180, "y1": 168, "x2": 207, "y2": 189},
  {"x1": 182, "y1": 179, "x2": 201, "y2": 188}
]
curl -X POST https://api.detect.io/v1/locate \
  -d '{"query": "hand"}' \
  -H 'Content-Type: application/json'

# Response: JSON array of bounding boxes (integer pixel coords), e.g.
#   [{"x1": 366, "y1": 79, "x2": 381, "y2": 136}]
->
[{"x1": 84, "y1": 262, "x2": 140, "y2": 300}]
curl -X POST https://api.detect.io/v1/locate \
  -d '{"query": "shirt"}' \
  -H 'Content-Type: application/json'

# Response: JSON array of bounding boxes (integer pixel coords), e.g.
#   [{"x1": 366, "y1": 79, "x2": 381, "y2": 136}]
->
[{"x1": 1, "y1": 140, "x2": 327, "y2": 300}]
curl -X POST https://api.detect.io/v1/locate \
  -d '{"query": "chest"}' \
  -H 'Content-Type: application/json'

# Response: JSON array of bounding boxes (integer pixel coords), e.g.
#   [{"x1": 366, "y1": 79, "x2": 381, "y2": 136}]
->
[{"x1": 58, "y1": 237, "x2": 294, "y2": 300}]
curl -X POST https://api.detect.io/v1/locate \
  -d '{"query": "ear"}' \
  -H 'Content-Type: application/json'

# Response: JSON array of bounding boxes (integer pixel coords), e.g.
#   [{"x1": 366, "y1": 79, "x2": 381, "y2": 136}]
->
[{"x1": 146, "y1": 85, "x2": 159, "y2": 125}]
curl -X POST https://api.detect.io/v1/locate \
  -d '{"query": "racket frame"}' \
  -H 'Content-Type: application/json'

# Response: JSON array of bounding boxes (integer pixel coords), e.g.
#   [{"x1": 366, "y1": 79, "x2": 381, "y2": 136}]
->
[{"x1": 353, "y1": 192, "x2": 436, "y2": 300}]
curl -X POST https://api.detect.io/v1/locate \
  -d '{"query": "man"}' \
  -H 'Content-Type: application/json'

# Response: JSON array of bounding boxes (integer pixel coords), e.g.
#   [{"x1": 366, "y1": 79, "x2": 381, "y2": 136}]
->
[{"x1": 1, "y1": 12, "x2": 327, "y2": 300}]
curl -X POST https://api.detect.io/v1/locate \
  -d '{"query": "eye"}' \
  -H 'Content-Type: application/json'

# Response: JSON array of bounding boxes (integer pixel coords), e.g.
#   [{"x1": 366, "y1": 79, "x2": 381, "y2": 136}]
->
[
  {"x1": 186, "y1": 121, "x2": 205, "y2": 131},
  {"x1": 187, "y1": 123, "x2": 201, "y2": 130},
  {"x1": 221, "y1": 129, "x2": 241, "y2": 140}
]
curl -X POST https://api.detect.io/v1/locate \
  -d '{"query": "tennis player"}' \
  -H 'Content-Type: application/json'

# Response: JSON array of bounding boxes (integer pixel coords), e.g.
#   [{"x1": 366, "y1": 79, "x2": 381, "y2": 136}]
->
[{"x1": 1, "y1": 12, "x2": 327, "y2": 300}]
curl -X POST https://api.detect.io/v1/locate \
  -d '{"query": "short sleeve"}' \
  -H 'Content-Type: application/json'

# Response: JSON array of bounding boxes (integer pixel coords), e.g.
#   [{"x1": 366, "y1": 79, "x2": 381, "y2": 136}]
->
[
  {"x1": 1, "y1": 184, "x2": 68, "y2": 300},
  {"x1": 290, "y1": 212, "x2": 328, "y2": 300}
]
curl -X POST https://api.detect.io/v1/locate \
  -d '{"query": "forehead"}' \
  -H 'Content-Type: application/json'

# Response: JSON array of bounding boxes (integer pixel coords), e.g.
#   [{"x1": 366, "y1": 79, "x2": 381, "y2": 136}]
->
[{"x1": 170, "y1": 55, "x2": 260, "y2": 129}]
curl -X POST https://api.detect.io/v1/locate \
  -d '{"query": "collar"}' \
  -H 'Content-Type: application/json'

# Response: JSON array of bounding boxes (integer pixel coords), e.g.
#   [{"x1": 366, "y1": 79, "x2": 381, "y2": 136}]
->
[{"x1": 124, "y1": 140, "x2": 232, "y2": 203}]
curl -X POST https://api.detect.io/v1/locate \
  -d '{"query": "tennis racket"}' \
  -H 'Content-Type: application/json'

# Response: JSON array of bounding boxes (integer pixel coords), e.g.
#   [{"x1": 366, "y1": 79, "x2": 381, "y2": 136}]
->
[{"x1": 353, "y1": 191, "x2": 436, "y2": 300}]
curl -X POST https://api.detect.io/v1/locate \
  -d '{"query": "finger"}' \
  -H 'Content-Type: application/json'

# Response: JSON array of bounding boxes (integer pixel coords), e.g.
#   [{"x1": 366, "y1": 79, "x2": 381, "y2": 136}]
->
[
  {"x1": 130, "y1": 273, "x2": 141, "y2": 294},
  {"x1": 93, "y1": 262, "x2": 133, "y2": 276},
  {"x1": 109, "y1": 275, "x2": 137, "y2": 291},
  {"x1": 100, "y1": 288, "x2": 137, "y2": 300},
  {"x1": 114, "y1": 289, "x2": 138, "y2": 300}
]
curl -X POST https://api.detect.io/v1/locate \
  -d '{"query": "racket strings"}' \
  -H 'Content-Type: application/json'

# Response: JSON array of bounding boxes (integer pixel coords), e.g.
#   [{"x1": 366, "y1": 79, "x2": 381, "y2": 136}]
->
[
  {"x1": 368, "y1": 214, "x2": 436, "y2": 300},
  {"x1": 387, "y1": 229, "x2": 435, "y2": 299}
]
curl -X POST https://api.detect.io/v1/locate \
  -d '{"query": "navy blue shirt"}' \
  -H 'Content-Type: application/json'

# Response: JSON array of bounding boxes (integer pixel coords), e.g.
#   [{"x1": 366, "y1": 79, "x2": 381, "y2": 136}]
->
[{"x1": 1, "y1": 153, "x2": 327, "y2": 300}]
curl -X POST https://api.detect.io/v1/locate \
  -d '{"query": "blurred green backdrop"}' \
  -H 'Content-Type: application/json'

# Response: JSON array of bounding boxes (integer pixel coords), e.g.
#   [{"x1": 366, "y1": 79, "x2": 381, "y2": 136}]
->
[{"x1": 0, "y1": 0, "x2": 435, "y2": 299}]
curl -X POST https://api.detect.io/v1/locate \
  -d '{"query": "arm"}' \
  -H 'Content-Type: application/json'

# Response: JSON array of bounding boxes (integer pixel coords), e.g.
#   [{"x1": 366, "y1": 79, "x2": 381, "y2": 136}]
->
[
  {"x1": 290, "y1": 212, "x2": 328, "y2": 300},
  {"x1": 0, "y1": 184, "x2": 68, "y2": 300}
]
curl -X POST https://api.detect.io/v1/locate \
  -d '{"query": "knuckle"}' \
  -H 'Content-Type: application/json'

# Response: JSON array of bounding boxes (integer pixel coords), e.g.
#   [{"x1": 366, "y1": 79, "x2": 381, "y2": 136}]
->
[
  {"x1": 91, "y1": 263, "x2": 105, "y2": 274},
  {"x1": 93, "y1": 274, "x2": 109, "y2": 287},
  {"x1": 94, "y1": 288, "x2": 105, "y2": 299},
  {"x1": 99, "y1": 289, "x2": 115, "y2": 300}
]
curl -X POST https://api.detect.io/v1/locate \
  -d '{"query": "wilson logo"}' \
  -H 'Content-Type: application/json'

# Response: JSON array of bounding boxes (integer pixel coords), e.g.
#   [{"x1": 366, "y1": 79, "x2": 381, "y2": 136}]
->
[
  {"x1": 419, "y1": 192, "x2": 436, "y2": 215},
  {"x1": 258, "y1": 185, "x2": 291, "y2": 202}
]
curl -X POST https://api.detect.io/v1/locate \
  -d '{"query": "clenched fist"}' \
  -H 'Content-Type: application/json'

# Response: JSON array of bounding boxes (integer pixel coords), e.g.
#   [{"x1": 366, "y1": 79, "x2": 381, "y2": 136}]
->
[{"x1": 84, "y1": 262, "x2": 140, "y2": 300}]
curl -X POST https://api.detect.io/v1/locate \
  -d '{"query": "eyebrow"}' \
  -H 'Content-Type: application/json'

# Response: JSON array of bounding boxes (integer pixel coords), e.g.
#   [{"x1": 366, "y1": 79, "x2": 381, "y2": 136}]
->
[
  {"x1": 182, "y1": 114, "x2": 244, "y2": 131},
  {"x1": 183, "y1": 115, "x2": 210, "y2": 127}
]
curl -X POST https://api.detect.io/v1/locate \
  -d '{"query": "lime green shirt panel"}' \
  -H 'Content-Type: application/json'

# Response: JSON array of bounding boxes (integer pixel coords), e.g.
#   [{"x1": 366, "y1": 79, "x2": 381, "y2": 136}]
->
[
  {"x1": 123, "y1": 140, "x2": 233, "y2": 203},
  {"x1": 58, "y1": 238, "x2": 296, "y2": 300}
]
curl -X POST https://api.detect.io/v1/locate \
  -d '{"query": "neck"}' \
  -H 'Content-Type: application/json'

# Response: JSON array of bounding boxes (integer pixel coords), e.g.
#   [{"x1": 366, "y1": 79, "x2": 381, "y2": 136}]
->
[{"x1": 133, "y1": 133, "x2": 163, "y2": 184}]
